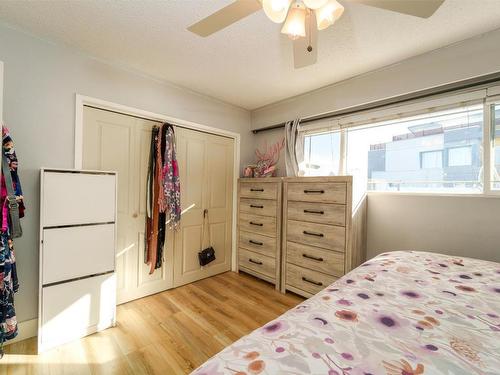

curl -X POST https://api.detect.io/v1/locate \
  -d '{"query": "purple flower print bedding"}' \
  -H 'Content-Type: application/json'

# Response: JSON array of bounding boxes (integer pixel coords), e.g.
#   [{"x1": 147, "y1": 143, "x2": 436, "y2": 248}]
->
[{"x1": 192, "y1": 251, "x2": 500, "y2": 375}]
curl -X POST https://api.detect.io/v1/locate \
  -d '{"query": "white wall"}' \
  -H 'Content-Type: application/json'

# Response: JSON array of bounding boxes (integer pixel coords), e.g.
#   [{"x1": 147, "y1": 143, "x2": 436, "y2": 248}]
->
[
  {"x1": 251, "y1": 28, "x2": 500, "y2": 129},
  {"x1": 367, "y1": 193, "x2": 500, "y2": 263},
  {"x1": 0, "y1": 23, "x2": 252, "y2": 326}
]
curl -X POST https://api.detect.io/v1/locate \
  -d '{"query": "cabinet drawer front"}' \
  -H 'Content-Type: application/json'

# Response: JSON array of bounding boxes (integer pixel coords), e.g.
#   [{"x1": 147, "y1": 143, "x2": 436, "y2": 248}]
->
[
  {"x1": 240, "y1": 182, "x2": 278, "y2": 200},
  {"x1": 287, "y1": 241, "x2": 344, "y2": 277},
  {"x1": 287, "y1": 182, "x2": 346, "y2": 204},
  {"x1": 239, "y1": 231, "x2": 276, "y2": 257},
  {"x1": 240, "y1": 198, "x2": 277, "y2": 217},
  {"x1": 239, "y1": 248, "x2": 275, "y2": 278},
  {"x1": 43, "y1": 224, "x2": 115, "y2": 285},
  {"x1": 287, "y1": 201, "x2": 345, "y2": 226},
  {"x1": 286, "y1": 263, "x2": 337, "y2": 295},
  {"x1": 287, "y1": 220, "x2": 345, "y2": 251},
  {"x1": 239, "y1": 213, "x2": 276, "y2": 237}
]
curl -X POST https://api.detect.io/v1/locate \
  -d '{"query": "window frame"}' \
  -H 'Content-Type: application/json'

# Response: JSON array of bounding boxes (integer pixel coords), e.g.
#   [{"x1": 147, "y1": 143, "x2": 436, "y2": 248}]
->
[{"x1": 300, "y1": 97, "x2": 500, "y2": 197}]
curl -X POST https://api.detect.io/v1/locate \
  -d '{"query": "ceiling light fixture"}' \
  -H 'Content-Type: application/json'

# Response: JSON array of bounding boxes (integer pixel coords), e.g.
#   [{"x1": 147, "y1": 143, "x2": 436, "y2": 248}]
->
[
  {"x1": 280, "y1": 2, "x2": 307, "y2": 40},
  {"x1": 315, "y1": 0, "x2": 344, "y2": 30},
  {"x1": 262, "y1": 0, "x2": 292, "y2": 23}
]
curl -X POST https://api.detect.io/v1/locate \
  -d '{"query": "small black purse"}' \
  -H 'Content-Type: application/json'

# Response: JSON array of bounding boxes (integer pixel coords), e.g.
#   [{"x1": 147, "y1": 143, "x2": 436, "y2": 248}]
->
[{"x1": 198, "y1": 209, "x2": 216, "y2": 266}]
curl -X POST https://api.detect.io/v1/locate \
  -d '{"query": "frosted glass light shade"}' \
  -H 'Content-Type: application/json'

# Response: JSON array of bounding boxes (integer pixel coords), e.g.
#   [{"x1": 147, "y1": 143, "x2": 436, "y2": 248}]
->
[
  {"x1": 315, "y1": 0, "x2": 344, "y2": 30},
  {"x1": 281, "y1": 5, "x2": 307, "y2": 40},
  {"x1": 263, "y1": 0, "x2": 292, "y2": 23},
  {"x1": 303, "y1": 0, "x2": 328, "y2": 9}
]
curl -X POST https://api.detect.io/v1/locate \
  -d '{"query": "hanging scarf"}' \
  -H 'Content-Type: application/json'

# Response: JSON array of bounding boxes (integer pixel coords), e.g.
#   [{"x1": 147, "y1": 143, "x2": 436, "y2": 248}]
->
[
  {"x1": 0, "y1": 126, "x2": 24, "y2": 353},
  {"x1": 162, "y1": 125, "x2": 181, "y2": 229}
]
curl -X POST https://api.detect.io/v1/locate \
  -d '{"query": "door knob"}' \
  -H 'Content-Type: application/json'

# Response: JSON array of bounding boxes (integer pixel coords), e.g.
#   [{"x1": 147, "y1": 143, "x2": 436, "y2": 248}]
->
[{"x1": 132, "y1": 213, "x2": 138, "y2": 218}]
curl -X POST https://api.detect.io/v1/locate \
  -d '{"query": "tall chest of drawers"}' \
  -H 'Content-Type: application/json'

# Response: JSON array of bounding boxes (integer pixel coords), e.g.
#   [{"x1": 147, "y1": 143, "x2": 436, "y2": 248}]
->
[
  {"x1": 237, "y1": 178, "x2": 282, "y2": 290},
  {"x1": 281, "y1": 176, "x2": 356, "y2": 297}
]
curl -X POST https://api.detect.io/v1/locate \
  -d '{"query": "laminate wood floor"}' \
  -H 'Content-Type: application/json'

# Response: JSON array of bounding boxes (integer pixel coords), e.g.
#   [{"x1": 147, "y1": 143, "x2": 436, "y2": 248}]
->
[{"x1": 1, "y1": 271, "x2": 304, "y2": 375}]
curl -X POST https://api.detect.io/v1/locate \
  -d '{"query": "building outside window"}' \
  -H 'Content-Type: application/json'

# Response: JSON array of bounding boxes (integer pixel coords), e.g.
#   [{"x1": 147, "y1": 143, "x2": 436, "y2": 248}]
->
[{"x1": 420, "y1": 150, "x2": 443, "y2": 169}]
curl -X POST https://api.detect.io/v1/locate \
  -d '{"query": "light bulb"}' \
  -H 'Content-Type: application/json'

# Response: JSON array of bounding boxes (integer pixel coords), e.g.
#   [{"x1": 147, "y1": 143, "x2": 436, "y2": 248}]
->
[
  {"x1": 263, "y1": 0, "x2": 292, "y2": 23},
  {"x1": 303, "y1": 0, "x2": 328, "y2": 9},
  {"x1": 315, "y1": 0, "x2": 344, "y2": 30},
  {"x1": 281, "y1": 4, "x2": 306, "y2": 40}
]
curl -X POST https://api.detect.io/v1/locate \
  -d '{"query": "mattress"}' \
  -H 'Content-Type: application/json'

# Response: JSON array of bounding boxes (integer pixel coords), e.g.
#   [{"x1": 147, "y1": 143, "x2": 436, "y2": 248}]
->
[{"x1": 192, "y1": 251, "x2": 500, "y2": 374}]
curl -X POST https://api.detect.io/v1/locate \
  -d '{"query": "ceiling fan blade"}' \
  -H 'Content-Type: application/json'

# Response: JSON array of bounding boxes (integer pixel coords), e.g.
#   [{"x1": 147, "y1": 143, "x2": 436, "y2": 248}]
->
[
  {"x1": 293, "y1": 12, "x2": 318, "y2": 69},
  {"x1": 188, "y1": 0, "x2": 262, "y2": 37},
  {"x1": 348, "y1": 0, "x2": 445, "y2": 18}
]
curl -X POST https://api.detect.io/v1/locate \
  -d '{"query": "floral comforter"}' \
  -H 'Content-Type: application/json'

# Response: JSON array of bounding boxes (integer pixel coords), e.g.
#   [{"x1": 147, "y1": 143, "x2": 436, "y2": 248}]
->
[{"x1": 192, "y1": 251, "x2": 500, "y2": 375}]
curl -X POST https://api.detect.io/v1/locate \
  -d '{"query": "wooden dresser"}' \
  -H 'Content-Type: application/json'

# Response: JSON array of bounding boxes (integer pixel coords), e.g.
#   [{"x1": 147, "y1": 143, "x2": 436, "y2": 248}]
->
[
  {"x1": 237, "y1": 178, "x2": 282, "y2": 290},
  {"x1": 281, "y1": 176, "x2": 363, "y2": 297}
]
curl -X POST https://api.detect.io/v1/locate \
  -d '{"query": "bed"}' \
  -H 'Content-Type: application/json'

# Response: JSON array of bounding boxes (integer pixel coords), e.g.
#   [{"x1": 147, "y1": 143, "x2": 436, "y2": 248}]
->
[{"x1": 192, "y1": 251, "x2": 500, "y2": 374}]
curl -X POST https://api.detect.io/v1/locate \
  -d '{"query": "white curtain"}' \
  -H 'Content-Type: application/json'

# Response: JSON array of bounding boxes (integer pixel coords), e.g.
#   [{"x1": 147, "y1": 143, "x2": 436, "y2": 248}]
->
[{"x1": 285, "y1": 118, "x2": 304, "y2": 176}]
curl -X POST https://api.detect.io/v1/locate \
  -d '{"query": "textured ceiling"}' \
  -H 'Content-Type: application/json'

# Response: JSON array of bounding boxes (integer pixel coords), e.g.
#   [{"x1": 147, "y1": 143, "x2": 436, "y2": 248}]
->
[{"x1": 1, "y1": 1, "x2": 500, "y2": 110}]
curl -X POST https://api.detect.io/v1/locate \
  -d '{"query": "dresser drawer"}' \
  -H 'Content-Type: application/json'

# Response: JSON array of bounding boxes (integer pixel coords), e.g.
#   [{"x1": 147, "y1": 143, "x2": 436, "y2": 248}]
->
[
  {"x1": 240, "y1": 198, "x2": 277, "y2": 217},
  {"x1": 287, "y1": 182, "x2": 346, "y2": 204},
  {"x1": 239, "y1": 213, "x2": 276, "y2": 237},
  {"x1": 239, "y1": 248, "x2": 275, "y2": 278},
  {"x1": 287, "y1": 220, "x2": 345, "y2": 252},
  {"x1": 286, "y1": 263, "x2": 337, "y2": 295},
  {"x1": 239, "y1": 231, "x2": 276, "y2": 257},
  {"x1": 240, "y1": 182, "x2": 278, "y2": 200},
  {"x1": 287, "y1": 201, "x2": 346, "y2": 226},
  {"x1": 286, "y1": 241, "x2": 344, "y2": 277}
]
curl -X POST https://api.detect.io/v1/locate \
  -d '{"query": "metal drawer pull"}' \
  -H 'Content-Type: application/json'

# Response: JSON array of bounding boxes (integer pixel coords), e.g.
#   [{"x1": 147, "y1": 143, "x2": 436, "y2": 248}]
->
[
  {"x1": 250, "y1": 204, "x2": 264, "y2": 209},
  {"x1": 304, "y1": 189, "x2": 324, "y2": 194},
  {"x1": 250, "y1": 221, "x2": 263, "y2": 226},
  {"x1": 250, "y1": 188, "x2": 264, "y2": 192},
  {"x1": 249, "y1": 258, "x2": 263, "y2": 265},
  {"x1": 303, "y1": 209, "x2": 324, "y2": 215},
  {"x1": 302, "y1": 277, "x2": 323, "y2": 286},
  {"x1": 303, "y1": 230, "x2": 324, "y2": 237},
  {"x1": 249, "y1": 240, "x2": 263, "y2": 246},
  {"x1": 302, "y1": 253, "x2": 324, "y2": 262}
]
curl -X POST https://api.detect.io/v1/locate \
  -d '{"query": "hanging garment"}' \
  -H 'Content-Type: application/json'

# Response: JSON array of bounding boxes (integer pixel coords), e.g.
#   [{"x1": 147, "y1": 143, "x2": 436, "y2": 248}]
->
[
  {"x1": 145, "y1": 126, "x2": 160, "y2": 271},
  {"x1": 162, "y1": 125, "x2": 181, "y2": 229},
  {"x1": 0, "y1": 126, "x2": 24, "y2": 353}
]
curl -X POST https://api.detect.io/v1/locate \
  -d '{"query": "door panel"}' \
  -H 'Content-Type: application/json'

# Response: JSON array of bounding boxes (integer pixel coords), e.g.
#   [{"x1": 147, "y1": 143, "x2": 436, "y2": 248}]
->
[{"x1": 173, "y1": 128, "x2": 234, "y2": 287}]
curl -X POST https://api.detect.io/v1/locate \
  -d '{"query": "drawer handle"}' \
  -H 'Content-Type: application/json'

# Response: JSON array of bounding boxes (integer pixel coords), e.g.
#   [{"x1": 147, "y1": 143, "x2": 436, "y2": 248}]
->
[
  {"x1": 302, "y1": 277, "x2": 323, "y2": 286},
  {"x1": 250, "y1": 188, "x2": 264, "y2": 192},
  {"x1": 303, "y1": 230, "x2": 324, "y2": 237},
  {"x1": 304, "y1": 189, "x2": 324, "y2": 194},
  {"x1": 250, "y1": 204, "x2": 264, "y2": 209},
  {"x1": 303, "y1": 209, "x2": 324, "y2": 215},
  {"x1": 249, "y1": 240, "x2": 263, "y2": 246},
  {"x1": 249, "y1": 258, "x2": 263, "y2": 265},
  {"x1": 250, "y1": 221, "x2": 263, "y2": 227},
  {"x1": 302, "y1": 253, "x2": 324, "y2": 262}
]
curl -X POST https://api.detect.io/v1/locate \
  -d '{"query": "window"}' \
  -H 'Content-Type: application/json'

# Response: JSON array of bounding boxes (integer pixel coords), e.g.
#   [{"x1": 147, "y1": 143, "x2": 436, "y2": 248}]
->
[
  {"x1": 447, "y1": 146, "x2": 472, "y2": 167},
  {"x1": 492, "y1": 103, "x2": 500, "y2": 190},
  {"x1": 302, "y1": 130, "x2": 341, "y2": 176},
  {"x1": 420, "y1": 150, "x2": 443, "y2": 169}
]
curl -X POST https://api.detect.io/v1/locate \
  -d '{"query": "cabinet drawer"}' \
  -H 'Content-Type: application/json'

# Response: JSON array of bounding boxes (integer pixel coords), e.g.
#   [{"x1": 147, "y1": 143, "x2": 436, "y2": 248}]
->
[
  {"x1": 287, "y1": 201, "x2": 346, "y2": 226},
  {"x1": 286, "y1": 241, "x2": 344, "y2": 277},
  {"x1": 287, "y1": 182, "x2": 346, "y2": 204},
  {"x1": 240, "y1": 182, "x2": 278, "y2": 200},
  {"x1": 287, "y1": 220, "x2": 345, "y2": 252},
  {"x1": 239, "y1": 248, "x2": 275, "y2": 278},
  {"x1": 240, "y1": 198, "x2": 277, "y2": 217},
  {"x1": 286, "y1": 263, "x2": 337, "y2": 295},
  {"x1": 239, "y1": 231, "x2": 276, "y2": 257},
  {"x1": 239, "y1": 213, "x2": 276, "y2": 237}
]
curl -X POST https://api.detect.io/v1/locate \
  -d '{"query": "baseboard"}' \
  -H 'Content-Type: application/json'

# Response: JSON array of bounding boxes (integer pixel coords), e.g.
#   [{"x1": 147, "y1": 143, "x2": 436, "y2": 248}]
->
[{"x1": 4, "y1": 318, "x2": 38, "y2": 346}]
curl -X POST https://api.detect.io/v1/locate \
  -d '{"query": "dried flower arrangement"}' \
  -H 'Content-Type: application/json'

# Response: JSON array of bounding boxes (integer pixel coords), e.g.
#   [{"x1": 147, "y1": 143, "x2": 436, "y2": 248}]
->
[{"x1": 244, "y1": 137, "x2": 285, "y2": 178}]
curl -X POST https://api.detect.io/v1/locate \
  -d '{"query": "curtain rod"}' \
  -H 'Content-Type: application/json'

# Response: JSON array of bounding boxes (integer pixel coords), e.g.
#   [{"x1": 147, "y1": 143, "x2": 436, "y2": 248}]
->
[{"x1": 252, "y1": 71, "x2": 500, "y2": 134}]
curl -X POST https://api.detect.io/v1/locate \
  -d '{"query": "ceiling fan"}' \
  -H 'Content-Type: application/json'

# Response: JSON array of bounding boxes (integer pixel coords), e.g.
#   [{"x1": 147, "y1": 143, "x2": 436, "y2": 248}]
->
[{"x1": 188, "y1": 0, "x2": 445, "y2": 69}]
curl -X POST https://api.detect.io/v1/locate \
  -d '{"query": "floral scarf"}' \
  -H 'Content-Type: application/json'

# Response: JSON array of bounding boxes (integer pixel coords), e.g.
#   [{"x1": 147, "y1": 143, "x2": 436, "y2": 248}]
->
[{"x1": 161, "y1": 125, "x2": 181, "y2": 229}]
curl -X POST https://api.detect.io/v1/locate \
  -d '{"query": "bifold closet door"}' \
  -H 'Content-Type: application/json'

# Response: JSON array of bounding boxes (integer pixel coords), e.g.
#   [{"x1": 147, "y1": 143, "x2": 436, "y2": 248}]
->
[
  {"x1": 173, "y1": 127, "x2": 234, "y2": 287},
  {"x1": 83, "y1": 107, "x2": 174, "y2": 304}
]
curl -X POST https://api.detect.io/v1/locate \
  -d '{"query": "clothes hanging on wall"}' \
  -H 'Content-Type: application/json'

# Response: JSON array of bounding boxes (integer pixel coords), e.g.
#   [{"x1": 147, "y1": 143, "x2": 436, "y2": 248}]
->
[
  {"x1": 145, "y1": 123, "x2": 180, "y2": 274},
  {"x1": 0, "y1": 126, "x2": 25, "y2": 355}
]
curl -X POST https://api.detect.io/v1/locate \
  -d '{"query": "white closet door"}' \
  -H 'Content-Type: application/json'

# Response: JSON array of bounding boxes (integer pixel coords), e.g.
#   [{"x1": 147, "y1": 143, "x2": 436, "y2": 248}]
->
[
  {"x1": 173, "y1": 128, "x2": 234, "y2": 287},
  {"x1": 82, "y1": 107, "x2": 173, "y2": 304}
]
